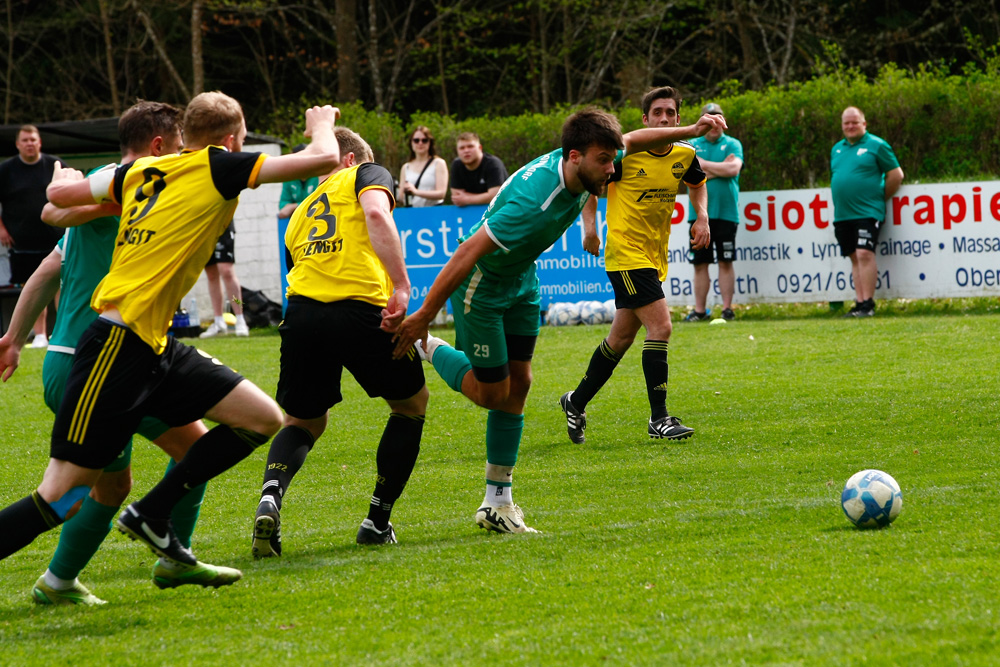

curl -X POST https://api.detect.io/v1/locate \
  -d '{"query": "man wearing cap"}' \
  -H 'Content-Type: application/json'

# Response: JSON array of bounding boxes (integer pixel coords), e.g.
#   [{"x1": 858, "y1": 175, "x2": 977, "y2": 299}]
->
[
  {"x1": 830, "y1": 106, "x2": 903, "y2": 317},
  {"x1": 685, "y1": 102, "x2": 744, "y2": 322}
]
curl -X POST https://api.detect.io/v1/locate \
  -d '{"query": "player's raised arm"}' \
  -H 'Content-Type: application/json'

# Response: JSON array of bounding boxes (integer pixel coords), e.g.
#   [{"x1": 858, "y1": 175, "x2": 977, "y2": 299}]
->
[
  {"x1": 46, "y1": 163, "x2": 99, "y2": 208},
  {"x1": 256, "y1": 105, "x2": 342, "y2": 185},
  {"x1": 624, "y1": 114, "x2": 727, "y2": 155}
]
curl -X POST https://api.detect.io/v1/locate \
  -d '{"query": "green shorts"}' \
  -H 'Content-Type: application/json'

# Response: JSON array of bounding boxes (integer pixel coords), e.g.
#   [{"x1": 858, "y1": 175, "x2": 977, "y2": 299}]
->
[
  {"x1": 43, "y1": 349, "x2": 169, "y2": 472},
  {"x1": 449, "y1": 266, "x2": 540, "y2": 369}
]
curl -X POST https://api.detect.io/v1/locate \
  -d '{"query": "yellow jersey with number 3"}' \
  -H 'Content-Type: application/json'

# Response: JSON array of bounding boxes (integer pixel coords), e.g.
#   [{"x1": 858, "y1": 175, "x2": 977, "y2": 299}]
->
[
  {"x1": 90, "y1": 146, "x2": 267, "y2": 353},
  {"x1": 285, "y1": 162, "x2": 396, "y2": 306},
  {"x1": 604, "y1": 144, "x2": 705, "y2": 281}
]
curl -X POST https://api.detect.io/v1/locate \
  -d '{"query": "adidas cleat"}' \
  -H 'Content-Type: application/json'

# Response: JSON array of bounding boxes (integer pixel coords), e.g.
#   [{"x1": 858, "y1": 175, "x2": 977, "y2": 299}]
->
[
  {"x1": 475, "y1": 503, "x2": 537, "y2": 534},
  {"x1": 153, "y1": 559, "x2": 243, "y2": 589},
  {"x1": 559, "y1": 391, "x2": 587, "y2": 444},
  {"x1": 31, "y1": 576, "x2": 106, "y2": 606},
  {"x1": 252, "y1": 498, "x2": 282, "y2": 558},
  {"x1": 648, "y1": 415, "x2": 694, "y2": 440},
  {"x1": 683, "y1": 310, "x2": 711, "y2": 322},
  {"x1": 356, "y1": 518, "x2": 397, "y2": 545},
  {"x1": 117, "y1": 503, "x2": 197, "y2": 567}
]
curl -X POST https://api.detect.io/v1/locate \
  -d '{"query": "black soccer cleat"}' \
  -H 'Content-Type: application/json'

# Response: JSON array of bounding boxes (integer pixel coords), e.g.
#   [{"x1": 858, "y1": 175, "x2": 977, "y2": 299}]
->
[
  {"x1": 252, "y1": 497, "x2": 282, "y2": 558},
  {"x1": 356, "y1": 519, "x2": 397, "y2": 545},
  {"x1": 721, "y1": 308, "x2": 735, "y2": 321},
  {"x1": 559, "y1": 391, "x2": 587, "y2": 444},
  {"x1": 648, "y1": 415, "x2": 694, "y2": 441},
  {"x1": 117, "y1": 503, "x2": 198, "y2": 567},
  {"x1": 683, "y1": 310, "x2": 711, "y2": 322}
]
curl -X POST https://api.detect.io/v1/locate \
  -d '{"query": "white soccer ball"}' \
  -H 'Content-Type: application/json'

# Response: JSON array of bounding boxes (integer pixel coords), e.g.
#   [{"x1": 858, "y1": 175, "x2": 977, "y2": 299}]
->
[
  {"x1": 578, "y1": 300, "x2": 604, "y2": 325},
  {"x1": 841, "y1": 469, "x2": 902, "y2": 529},
  {"x1": 546, "y1": 302, "x2": 573, "y2": 326},
  {"x1": 603, "y1": 299, "x2": 617, "y2": 323}
]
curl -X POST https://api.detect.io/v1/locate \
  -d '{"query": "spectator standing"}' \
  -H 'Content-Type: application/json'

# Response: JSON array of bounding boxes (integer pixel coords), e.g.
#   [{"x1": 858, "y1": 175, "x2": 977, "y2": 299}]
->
[
  {"x1": 0, "y1": 125, "x2": 66, "y2": 347},
  {"x1": 278, "y1": 143, "x2": 320, "y2": 219},
  {"x1": 449, "y1": 131, "x2": 508, "y2": 207},
  {"x1": 830, "y1": 106, "x2": 903, "y2": 317},
  {"x1": 199, "y1": 221, "x2": 249, "y2": 337},
  {"x1": 685, "y1": 102, "x2": 744, "y2": 322},
  {"x1": 398, "y1": 126, "x2": 448, "y2": 207}
]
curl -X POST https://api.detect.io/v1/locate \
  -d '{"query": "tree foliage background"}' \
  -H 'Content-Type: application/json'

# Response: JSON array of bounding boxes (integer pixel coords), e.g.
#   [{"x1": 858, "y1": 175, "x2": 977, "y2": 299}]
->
[{"x1": 4, "y1": 0, "x2": 1000, "y2": 129}]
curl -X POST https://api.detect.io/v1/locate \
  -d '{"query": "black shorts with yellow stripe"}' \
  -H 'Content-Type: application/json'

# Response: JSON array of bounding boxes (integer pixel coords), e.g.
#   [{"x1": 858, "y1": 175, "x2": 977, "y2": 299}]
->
[
  {"x1": 50, "y1": 318, "x2": 244, "y2": 469},
  {"x1": 275, "y1": 297, "x2": 426, "y2": 420},
  {"x1": 607, "y1": 268, "x2": 664, "y2": 310}
]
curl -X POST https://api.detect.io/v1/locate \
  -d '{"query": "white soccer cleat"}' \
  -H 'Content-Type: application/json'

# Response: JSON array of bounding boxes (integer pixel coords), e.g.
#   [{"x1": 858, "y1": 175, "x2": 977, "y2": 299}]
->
[
  {"x1": 475, "y1": 503, "x2": 538, "y2": 534},
  {"x1": 199, "y1": 322, "x2": 228, "y2": 338},
  {"x1": 30, "y1": 334, "x2": 48, "y2": 349},
  {"x1": 234, "y1": 321, "x2": 250, "y2": 337},
  {"x1": 414, "y1": 335, "x2": 447, "y2": 362}
]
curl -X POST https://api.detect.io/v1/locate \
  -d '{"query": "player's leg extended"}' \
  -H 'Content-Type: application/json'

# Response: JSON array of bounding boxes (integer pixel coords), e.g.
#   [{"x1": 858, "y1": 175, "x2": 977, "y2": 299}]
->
[
  {"x1": 561, "y1": 306, "x2": 640, "y2": 444},
  {"x1": 635, "y1": 299, "x2": 693, "y2": 440},
  {"x1": 0, "y1": 459, "x2": 102, "y2": 561}
]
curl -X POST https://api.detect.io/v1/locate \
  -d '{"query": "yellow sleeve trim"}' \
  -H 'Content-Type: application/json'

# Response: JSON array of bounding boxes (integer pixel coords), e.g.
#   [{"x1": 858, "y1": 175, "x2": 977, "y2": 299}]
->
[{"x1": 248, "y1": 154, "x2": 268, "y2": 189}]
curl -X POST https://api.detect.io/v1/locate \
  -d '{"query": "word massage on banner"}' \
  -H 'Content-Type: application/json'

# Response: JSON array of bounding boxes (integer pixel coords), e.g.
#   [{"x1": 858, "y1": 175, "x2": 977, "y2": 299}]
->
[{"x1": 384, "y1": 180, "x2": 1000, "y2": 311}]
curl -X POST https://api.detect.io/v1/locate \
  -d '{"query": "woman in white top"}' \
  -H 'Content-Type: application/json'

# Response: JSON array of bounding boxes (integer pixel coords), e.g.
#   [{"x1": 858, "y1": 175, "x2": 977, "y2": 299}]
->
[{"x1": 398, "y1": 126, "x2": 448, "y2": 207}]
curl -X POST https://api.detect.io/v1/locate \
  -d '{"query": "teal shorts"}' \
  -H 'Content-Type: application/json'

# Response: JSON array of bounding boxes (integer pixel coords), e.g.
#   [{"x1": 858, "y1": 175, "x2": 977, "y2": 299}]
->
[
  {"x1": 449, "y1": 266, "x2": 540, "y2": 369},
  {"x1": 43, "y1": 350, "x2": 169, "y2": 472}
]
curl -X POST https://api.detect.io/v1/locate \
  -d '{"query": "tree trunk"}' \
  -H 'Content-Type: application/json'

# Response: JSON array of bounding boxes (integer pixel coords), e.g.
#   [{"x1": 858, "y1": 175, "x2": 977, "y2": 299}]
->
[
  {"x1": 335, "y1": 0, "x2": 360, "y2": 101},
  {"x1": 367, "y1": 0, "x2": 384, "y2": 111},
  {"x1": 191, "y1": 0, "x2": 204, "y2": 96},
  {"x1": 132, "y1": 0, "x2": 190, "y2": 100}
]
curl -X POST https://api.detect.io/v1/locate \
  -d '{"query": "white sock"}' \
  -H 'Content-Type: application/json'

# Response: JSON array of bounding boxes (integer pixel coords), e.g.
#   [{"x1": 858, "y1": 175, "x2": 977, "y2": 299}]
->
[
  {"x1": 484, "y1": 483, "x2": 512, "y2": 508},
  {"x1": 425, "y1": 335, "x2": 448, "y2": 362},
  {"x1": 214, "y1": 315, "x2": 226, "y2": 327},
  {"x1": 43, "y1": 569, "x2": 76, "y2": 591}
]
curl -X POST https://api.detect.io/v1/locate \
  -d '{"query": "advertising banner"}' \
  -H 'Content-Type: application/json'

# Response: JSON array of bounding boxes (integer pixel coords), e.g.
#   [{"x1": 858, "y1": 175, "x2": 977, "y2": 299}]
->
[{"x1": 378, "y1": 181, "x2": 1000, "y2": 311}]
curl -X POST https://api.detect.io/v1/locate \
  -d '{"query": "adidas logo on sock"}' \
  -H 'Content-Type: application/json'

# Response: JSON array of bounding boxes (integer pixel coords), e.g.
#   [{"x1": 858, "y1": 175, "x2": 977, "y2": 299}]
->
[{"x1": 653, "y1": 382, "x2": 669, "y2": 391}]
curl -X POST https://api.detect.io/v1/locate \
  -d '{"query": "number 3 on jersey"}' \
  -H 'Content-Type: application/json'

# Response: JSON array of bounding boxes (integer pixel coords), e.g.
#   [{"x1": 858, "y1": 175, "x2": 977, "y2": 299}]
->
[{"x1": 128, "y1": 167, "x2": 167, "y2": 224}]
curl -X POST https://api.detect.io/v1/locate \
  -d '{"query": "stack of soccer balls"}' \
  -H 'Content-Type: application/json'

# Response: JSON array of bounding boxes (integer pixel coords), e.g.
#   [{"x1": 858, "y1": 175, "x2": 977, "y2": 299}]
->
[
  {"x1": 840, "y1": 469, "x2": 902, "y2": 528},
  {"x1": 546, "y1": 299, "x2": 616, "y2": 326}
]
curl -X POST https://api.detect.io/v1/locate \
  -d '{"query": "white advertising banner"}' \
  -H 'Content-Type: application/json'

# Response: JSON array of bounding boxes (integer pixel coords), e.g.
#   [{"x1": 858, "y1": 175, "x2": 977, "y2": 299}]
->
[{"x1": 624, "y1": 181, "x2": 1000, "y2": 305}]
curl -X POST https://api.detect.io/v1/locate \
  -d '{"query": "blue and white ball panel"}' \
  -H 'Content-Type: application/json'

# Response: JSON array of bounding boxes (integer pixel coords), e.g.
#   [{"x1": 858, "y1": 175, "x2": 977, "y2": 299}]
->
[{"x1": 841, "y1": 469, "x2": 903, "y2": 528}]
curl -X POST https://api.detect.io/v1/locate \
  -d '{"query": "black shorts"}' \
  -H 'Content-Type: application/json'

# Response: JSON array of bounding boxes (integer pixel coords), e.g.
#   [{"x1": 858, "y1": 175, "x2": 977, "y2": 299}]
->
[
  {"x1": 689, "y1": 219, "x2": 738, "y2": 265},
  {"x1": 51, "y1": 318, "x2": 244, "y2": 469},
  {"x1": 8, "y1": 249, "x2": 48, "y2": 285},
  {"x1": 834, "y1": 218, "x2": 881, "y2": 256},
  {"x1": 206, "y1": 222, "x2": 236, "y2": 266},
  {"x1": 608, "y1": 268, "x2": 664, "y2": 310},
  {"x1": 275, "y1": 297, "x2": 425, "y2": 419}
]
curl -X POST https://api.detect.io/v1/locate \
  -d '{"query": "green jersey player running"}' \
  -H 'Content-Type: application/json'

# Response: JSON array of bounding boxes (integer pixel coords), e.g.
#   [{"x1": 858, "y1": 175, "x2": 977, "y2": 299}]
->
[
  {"x1": 390, "y1": 107, "x2": 725, "y2": 533},
  {"x1": 0, "y1": 101, "x2": 240, "y2": 605}
]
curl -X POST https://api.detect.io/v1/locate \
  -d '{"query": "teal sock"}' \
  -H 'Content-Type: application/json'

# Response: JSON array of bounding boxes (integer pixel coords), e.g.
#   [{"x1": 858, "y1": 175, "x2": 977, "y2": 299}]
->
[
  {"x1": 485, "y1": 410, "x2": 524, "y2": 469},
  {"x1": 431, "y1": 344, "x2": 473, "y2": 392},
  {"x1": 165, "y1": 458, "x2": 206, "y2": 549},
  {"x1": 48, "y1": 496, "x2": 118, "y2": 581}
]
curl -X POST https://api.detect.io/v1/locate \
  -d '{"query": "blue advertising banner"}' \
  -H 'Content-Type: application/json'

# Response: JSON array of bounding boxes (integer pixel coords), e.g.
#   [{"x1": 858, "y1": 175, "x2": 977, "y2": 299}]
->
[{"x1": 393, "y1": 202, "x2": 614, "y2": 312}]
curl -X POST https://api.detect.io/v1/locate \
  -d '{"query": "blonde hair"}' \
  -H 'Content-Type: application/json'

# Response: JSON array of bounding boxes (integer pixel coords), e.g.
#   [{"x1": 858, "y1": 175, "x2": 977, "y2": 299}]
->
[
  {"x1": 183, "y1": 91, "x2": 244, "y2": 146},
  {"x1": 335, "y1": 127, "x2": 374, "y2": 164}
]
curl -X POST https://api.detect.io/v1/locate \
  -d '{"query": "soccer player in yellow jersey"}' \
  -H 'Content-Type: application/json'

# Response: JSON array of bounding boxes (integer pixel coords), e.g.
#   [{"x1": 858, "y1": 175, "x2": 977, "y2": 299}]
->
[
  {"x1": 0, "y1": 92, "x2": 341, "y2": 581},
  {"x1": 251, "y1": 127, "x2": 427, "y2": 555},
  {"x1": 560, "y1": 86, "x2": 712, "y2": 443}
]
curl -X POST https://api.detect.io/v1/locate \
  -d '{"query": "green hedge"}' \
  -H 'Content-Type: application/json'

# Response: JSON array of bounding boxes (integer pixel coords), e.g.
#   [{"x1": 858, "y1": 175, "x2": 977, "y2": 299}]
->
[{"x1": 263, "y1": 63, "x2": 1000, "y2": 194}]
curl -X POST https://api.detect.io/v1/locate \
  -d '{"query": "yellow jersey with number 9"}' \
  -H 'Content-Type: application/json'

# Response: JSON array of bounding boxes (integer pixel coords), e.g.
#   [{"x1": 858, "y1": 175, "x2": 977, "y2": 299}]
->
[
  {"x1": 285, "y1": 162, "x2": 396, "y2": 306},
  {"x1": 90, "y1": 146, "x2": 267, "y2": 353}
]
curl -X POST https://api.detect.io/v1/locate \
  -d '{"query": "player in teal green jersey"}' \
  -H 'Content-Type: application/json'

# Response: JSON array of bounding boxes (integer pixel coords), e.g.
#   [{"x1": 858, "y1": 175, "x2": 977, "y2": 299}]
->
[
  {"x1": 390, "y1": 107, "x2": 725, "y2": 533},
  {"x1": 0, "y1": 101, "x2": 240, "y2": 605}
]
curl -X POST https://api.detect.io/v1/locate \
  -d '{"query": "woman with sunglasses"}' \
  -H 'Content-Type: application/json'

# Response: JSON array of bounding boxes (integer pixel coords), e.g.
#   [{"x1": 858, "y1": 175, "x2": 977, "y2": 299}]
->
[{"x1": 398, "y1": 126, "x2": 448, "y2": 207}]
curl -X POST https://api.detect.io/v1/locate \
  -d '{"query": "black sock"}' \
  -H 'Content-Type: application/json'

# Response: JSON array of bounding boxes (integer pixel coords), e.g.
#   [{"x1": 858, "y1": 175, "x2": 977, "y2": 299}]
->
[
  {"x1": 136, "y1": 425, "x2": 266, "y2": 519},
  {"x1": 260, "y1": 425, "x2": 314, "y2": 510},
  {"x1": 0, "y1": 492, "x2": 62, "y2": 560},
  {"x1": 642, "y1": 340, "x2": 669, "y2": 421},
  {"x1": 367, "y1": 413, "x2": 424, "y2": 530},
  {"x1": 572, "y1": 339, "x2": 623, "y2": 411}
]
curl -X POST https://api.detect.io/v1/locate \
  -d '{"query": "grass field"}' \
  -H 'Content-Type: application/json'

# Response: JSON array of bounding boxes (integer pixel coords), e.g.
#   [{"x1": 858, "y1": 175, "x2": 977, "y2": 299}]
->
[{"x1": 1, "y1": 312, "x2": 999, "y2": 665}]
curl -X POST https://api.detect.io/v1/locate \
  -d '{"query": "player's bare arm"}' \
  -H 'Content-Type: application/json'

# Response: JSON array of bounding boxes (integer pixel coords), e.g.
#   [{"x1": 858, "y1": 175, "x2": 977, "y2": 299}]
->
[
  {"x1": 42, "y1": 201, "x2": 121, "y2": 228},
  {"x1": 390, "y1": 226, "x2": 500, "y2": 358},
  {"x1": 884, "y1": 167, "x2": 904, "y2": 200},
  {"x1": 256, "y1": 105, "x2": 342, "y2": 185},
  {"x1": 582, "y1": 195, "x2": 600, "y2": 257},
  {"x1": 359, "y1": 188, "x2": 412, "y2": 332},
  {"x1": 46, "y1": 164, "x2": 96, "y2": 208},
  {"x1": 0, "y1": 249, "x2": 61, "y2": 381},
  {"x1": 688, "y1": 183, "x2": 710, "y2": 250},
  {"x1": 624, "y1": 115, "x2": 727, "y2": 155}
]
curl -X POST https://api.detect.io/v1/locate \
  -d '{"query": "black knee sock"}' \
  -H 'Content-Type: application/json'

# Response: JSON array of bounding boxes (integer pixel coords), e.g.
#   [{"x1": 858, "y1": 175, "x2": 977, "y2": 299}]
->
[
  {"x1": 367, "y1": 414, "x2": 424, "y2": 530},
  {"x1": 260, "y1": 425, "x2": 314, "y2": 510},
  {"x1": 642, "y1": 340, "x2": 669, "y2": 421},
  {"x1": 136, "y1": 425, "x2": 267, "y2": 519},
  {"x1": 572, "y1": 339, "x2": 623, "y2": 411},
  {"x1": 0, "y1": 492, "x2": 62, "y2": 560}
]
